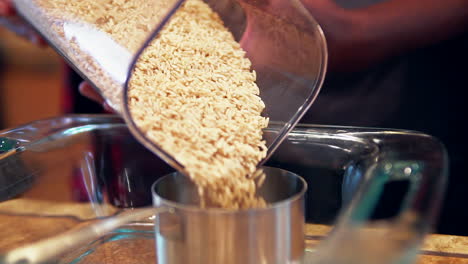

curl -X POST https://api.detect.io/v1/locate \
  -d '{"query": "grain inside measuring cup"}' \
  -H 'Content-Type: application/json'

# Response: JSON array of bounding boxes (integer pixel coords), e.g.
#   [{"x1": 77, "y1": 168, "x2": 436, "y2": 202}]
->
[{"x1": 128, "y1": 0, "x2": 269, "y2": 209}]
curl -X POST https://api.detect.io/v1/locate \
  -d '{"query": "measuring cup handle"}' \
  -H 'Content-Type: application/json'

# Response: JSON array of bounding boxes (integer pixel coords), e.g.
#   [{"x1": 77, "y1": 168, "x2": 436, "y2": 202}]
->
[{"x1": 2, "y1": 207, "x2": 167, "y2": 264}]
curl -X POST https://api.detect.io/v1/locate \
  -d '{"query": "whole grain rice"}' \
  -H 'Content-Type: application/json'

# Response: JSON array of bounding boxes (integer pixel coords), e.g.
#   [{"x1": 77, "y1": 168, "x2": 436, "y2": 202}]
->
[
  {"x1": 128, "y1": 0, "x2": 269, "y2": 209},
  {"x1": 30, "y1": 0, "x2": 269, "y2": 209}
]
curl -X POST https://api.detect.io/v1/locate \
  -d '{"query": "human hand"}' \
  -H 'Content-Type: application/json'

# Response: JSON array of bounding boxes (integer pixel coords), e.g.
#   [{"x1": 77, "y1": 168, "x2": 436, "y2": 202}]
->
[
  {"x1": 78, "y1": 82, "x2": 115, "y2": 113},
  {"x1": 240, "y1": 0, "x2": 359, "y2": 72},
  {"x1": 0, "y1": 0, "x2": 46, "y2": 46},
  {"x1": 300, "y1": 0, "x2": 362, "y2": 71}
]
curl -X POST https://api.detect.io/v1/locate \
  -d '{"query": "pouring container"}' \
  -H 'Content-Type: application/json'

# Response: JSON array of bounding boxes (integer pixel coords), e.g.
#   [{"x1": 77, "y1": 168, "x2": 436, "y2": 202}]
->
[
  {"x1": 0, "y1": 115, "x2": 447, "y2": 264},
  {"x1": 12, "y1": 0, "x2": 328, "y2": 172}
]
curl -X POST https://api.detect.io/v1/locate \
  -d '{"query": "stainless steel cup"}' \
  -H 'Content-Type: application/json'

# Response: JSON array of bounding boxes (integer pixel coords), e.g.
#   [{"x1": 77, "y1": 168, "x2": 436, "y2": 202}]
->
[{"x1": 152, "y1": 166, "x2": 307, "y2": 264}]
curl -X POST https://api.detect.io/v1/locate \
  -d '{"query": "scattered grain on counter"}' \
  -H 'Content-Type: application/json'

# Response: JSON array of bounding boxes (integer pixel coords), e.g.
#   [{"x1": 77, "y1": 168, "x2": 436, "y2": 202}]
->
[{"x1": 32, "y1": 0, "x2": 269, "y2": 209}]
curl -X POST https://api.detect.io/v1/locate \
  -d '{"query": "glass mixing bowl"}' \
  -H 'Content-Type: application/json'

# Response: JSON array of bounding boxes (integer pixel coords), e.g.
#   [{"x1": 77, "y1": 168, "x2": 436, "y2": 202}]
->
[{"x1": 0, "y1": 115, "x2": 447, "y2": 264}]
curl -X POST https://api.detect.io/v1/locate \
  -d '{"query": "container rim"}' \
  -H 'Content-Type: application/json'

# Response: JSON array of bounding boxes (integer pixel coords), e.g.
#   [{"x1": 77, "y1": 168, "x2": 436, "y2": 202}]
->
[{"x1": 151, "y1": 166, "x2": 307, "y2": 214}]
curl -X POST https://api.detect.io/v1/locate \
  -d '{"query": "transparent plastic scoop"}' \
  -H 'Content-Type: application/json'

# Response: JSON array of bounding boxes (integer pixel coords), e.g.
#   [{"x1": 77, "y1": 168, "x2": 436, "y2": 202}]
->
[{"x1": 13, "y1": 0, "x2": 327, "y2": 173}]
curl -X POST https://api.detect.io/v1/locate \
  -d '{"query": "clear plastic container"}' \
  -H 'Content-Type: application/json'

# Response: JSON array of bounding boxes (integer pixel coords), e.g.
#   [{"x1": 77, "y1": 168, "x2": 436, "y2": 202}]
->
[
  {"x1": 12, "y1": 0, "x2": 327, "y2": 171},
  {"x1": 12, "y1": 0, "x2": 187, "y2": 113},
  {"x1": 0, "y1": 115, "x2": 447, "y2": 264}
]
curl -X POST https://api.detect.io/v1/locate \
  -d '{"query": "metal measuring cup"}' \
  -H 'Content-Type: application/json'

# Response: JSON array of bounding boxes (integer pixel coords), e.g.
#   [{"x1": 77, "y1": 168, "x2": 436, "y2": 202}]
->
[{"x1": 152, "y1": 166, "x2": 307, "y2": 264}]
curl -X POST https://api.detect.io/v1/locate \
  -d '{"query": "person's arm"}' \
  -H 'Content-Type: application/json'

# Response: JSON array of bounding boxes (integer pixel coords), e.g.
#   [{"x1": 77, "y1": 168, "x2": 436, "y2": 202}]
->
[{"x1": 301, "y1": 0, "x2": 468, "y2": 71}]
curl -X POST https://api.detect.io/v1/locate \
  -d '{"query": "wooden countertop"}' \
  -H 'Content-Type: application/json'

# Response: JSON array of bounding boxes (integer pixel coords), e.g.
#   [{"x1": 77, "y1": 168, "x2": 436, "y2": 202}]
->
[
  {"x1": 1, "y1": 199, "x2": 467, "y2": 263},
  {"x1": 304, "y1": 225, "x2": 468, "y2": 264}
]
